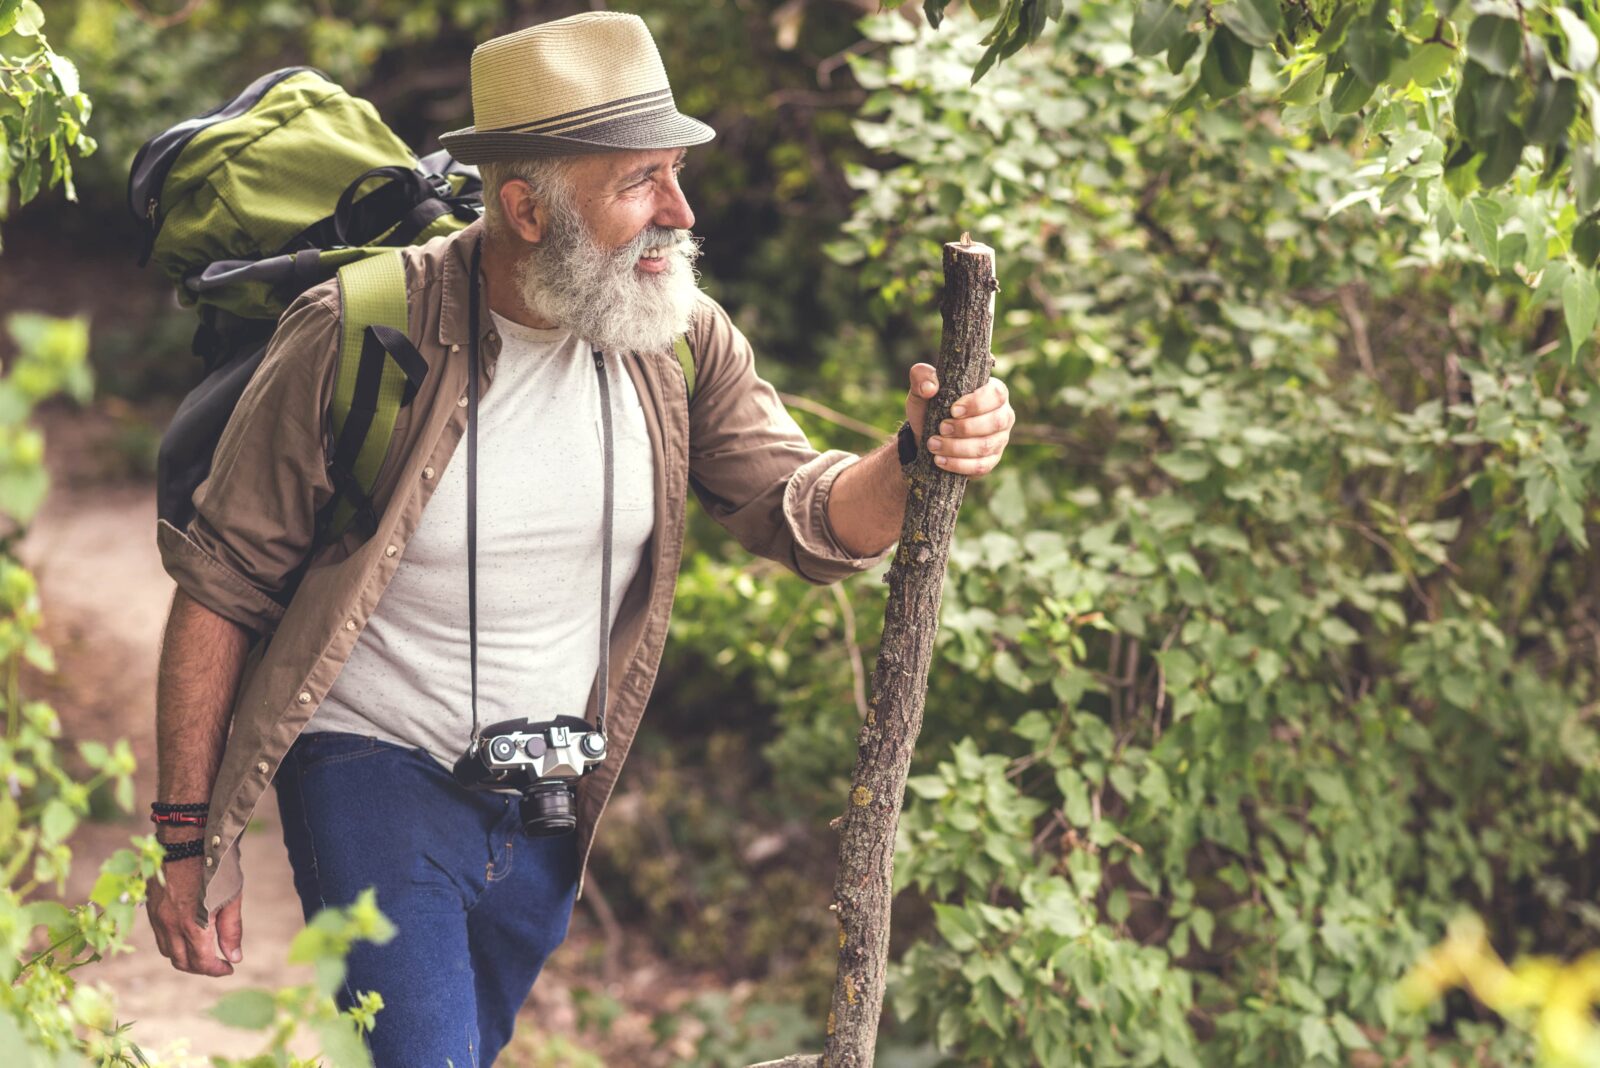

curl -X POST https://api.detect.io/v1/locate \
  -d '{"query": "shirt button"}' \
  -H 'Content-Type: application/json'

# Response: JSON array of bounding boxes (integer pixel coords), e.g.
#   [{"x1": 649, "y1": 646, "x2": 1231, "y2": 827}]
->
[
  {"x1": 423, "y1": 466, "x2": 435, "y2": 479},
  {"x1": 205, "y1": 855, "x2": 214, "y2": 868},
  {"x1": 345, "y1": 619, "x2": 358, "y2": 631},
  {"x1": 457, "y1": 394, "x2": 468, "y2": 407},
  {"x1": 256, "y1": 761, "x2": 269, "y2": 774},
  {"x1": 452, "y1": 344, "x2": 460, "y2": 352},
  {"x1": 211, "y1": 834, "x2": 221, "y2": 847},
  {"x1": 297, "y1": 691, "x2": 312, "y2": 704},
  {"x1": 385, "y1": 544, "x2": 398, "y2": 557}
]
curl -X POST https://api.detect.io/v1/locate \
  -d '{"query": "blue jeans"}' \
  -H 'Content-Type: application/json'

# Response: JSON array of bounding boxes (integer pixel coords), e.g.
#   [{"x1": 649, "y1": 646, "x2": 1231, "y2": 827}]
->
[{"x1": 274, "y1": 730, "x2": 579, "y2": 1068}]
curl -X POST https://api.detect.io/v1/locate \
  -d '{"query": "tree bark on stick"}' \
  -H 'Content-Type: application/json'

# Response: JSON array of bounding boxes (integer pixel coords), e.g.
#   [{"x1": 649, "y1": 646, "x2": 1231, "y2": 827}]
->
[{"x1": 748, "y1": 236, "x2": 998, "y2": 1068}]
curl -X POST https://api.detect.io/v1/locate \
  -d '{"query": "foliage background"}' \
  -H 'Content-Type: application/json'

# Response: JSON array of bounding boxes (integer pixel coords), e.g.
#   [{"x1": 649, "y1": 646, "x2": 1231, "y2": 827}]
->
[{"x1": 8, "y1": 0, "x2": 1600, "y2": 1064}]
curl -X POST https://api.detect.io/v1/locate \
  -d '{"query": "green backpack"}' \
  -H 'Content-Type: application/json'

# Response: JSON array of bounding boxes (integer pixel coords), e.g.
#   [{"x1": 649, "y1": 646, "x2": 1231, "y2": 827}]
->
[{"x1": 132, "y1": 66, "x2": 482, "y2": 550}]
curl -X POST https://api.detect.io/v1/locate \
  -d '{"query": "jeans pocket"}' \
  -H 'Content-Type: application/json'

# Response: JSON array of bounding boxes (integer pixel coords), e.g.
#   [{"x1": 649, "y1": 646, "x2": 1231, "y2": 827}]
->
[{"x1": 290, "y1": 731, "x2": 383, "y2": 770}]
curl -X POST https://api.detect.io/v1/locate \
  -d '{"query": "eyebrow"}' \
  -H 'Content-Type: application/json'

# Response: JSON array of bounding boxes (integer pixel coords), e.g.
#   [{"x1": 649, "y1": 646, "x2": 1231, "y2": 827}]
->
[{"x1": 614, "y1": 148, "x2": 688, "y2": 189}]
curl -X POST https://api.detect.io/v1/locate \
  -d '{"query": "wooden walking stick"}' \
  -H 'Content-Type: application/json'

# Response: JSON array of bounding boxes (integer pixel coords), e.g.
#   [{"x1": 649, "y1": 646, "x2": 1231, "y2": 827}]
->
[{"x1": 750, "y1": 235, "x2": 998, "y2": 1068}]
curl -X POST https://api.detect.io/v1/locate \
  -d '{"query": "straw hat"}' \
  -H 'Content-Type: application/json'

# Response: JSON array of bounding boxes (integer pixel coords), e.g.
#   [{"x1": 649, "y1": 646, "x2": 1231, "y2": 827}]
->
[{"x1": 438, "y1": 12, "x2": 715, "y2": 162}]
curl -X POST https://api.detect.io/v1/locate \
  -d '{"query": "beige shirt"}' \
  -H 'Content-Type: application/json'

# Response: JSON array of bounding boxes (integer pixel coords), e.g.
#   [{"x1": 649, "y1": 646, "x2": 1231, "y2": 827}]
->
[{"x1": 158, "y1": 219, "x2": 891, "y2": 924}]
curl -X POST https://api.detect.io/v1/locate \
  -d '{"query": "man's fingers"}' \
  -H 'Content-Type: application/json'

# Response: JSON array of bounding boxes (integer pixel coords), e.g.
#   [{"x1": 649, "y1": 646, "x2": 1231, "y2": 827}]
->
[
  {"x1": 909, "y1": 363, "x2": 938, "y2": 397},
  {"x1": 933, "y1": 453, "x2": 1001, "y2": 477},
  {"x1": 927, "y1": 430, "x2": 1008, "y2": 460},
  {"x1": 215, "y1": 895, "x2": 244, "y2": 964},
  {"x1": 938, "y1": 405, "x2": 1014, "y2": 439},
  {"x1": 952, "y1": 377, "x2": 1008, "y2": 416},
  {"x1": 179, "y1": 923, "x2": 234, "y2": 976}
]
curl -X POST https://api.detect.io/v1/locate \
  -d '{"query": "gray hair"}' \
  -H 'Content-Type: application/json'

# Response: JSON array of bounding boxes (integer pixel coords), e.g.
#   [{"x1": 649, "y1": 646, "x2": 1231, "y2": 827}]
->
[{"x1": 477, "y1": 157, "x2": 578, "y2": 241}]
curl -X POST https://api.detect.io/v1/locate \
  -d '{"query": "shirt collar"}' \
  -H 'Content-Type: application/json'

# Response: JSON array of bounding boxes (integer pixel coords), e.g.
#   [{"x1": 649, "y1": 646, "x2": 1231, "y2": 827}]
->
[{"x1": 438, "y1": 218, "x2": 487, "y2": 349}]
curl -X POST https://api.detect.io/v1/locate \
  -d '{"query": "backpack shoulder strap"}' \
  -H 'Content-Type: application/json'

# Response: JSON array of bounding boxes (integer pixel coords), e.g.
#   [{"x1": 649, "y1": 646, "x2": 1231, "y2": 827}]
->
[
  {"x1": 673, "y1": 332, "x2": 696, "y2": 405},
  {"x1": 318, "y1": 249, "x2": 426, "y2": 543}
]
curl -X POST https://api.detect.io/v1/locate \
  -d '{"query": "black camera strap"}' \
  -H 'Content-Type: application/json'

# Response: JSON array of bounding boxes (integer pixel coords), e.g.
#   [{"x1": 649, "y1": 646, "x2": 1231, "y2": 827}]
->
[{"x1": 465, "y1": 241, "x2": 615, "y2": 747}]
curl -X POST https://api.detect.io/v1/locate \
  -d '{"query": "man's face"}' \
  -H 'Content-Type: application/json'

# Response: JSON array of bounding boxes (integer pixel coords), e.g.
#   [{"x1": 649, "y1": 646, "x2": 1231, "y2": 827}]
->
[
  {"x1": 511, "y1": 147, "x2": 702, "y2": 354},
  {"x1": 564, "y1": 147, "x2": 696, "y2": 268}
]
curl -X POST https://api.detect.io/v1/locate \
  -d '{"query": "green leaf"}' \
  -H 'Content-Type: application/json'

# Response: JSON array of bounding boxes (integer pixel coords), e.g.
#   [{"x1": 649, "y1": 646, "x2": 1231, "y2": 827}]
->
[
  {"x1": 1299, "y1": 1015, "x2": 1339, "y2": 1062},
  {"x1": 1218, "y1": 0, "x2": 1280, "y2": 49},
  {"x1": 1191, "y1": 906, "x2": 1215, "y2": 949},
  {"x1": 923, "y1": 0, "x2": 948, "y2": 30},
  {"x1": 1576, "y1": 145, "x2": 1600, "y2": 214},
  {"x1": 209, "y1": 989, "x2": 277, "y2": 1030},
  {"x1": 1318, "y1": 615, "x2": 1360, "y2": 645},
  {"x1": 46, "y1": 53, "x2": 79, "y2": 98},
  {"x1": 1282, "y1": 56, "x2": 1327, "y2": 105},
  {"x1": 1525, "y1": 77, "x2": 1577, "y2": 146},
  {"x1": 1466, "y1": 15, "x2": 1521, "y2": 76},
  {"x1": 1331, "y1": 1013, "x2": 1372, "y2": 1050},
  {"x1": 40, "y1": 797, "x2": 74, "y2": 844},
  {"x1": 1475, "y1": 126, "x2": 1525, "y2": 189},
  {"x1": 1458, "y1": 196, "x2": 1503, "y2": 262},
  {"x1": 1131, "y1": 0, "x2": 1188, "y2": 57},
  {"x1": 1013, "y1": 709, "x2": 1054, "y2": 743},
  {"x1": 1562, "y1": 266, "x2": 1598, "y2": 350},
  {"x1": 12, "y1": 0, "x2": 42, "y2": 36},
  {"x1": 1158, "y1": 451, "x2": 1212, "y2": 482},
  {"x1": 1393, "y1": 42, "x2": 1454, "y2": 87},
  {"x1": 1341, "y1": 20, "x2": 1395, "y2": 86},
  {"x1": 1329, "y1": 69, "x2": 1377, "y2": 114},
  {"x1": 1201, "y1": 26, "x2": 1254, "y2": 98},
  {"x1": 1313, "y1": 3, "x2": 1358, "y2": 54},
  {"x1": 1554, "y1": 7, "x2": 1599, "y2": 73},
  {"x1": 1466, "y1": 75, "x2": 1519, "y2": 142},
  {"x1": 314, "y1": 1018, "x2": 375, "y2": 1068},
  {"x1": 1166, "y1": 32, "x2": 1200, "y2": 74}
]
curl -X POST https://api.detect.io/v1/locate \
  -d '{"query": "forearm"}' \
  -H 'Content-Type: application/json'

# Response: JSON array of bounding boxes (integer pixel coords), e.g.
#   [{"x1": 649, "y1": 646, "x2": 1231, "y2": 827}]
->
[
  {"x1": 155, "y1": 588, "x2": 252, "y2": 815},
  {"x1": 825, "y1": 440, "x2": 908, "y2": 558}
]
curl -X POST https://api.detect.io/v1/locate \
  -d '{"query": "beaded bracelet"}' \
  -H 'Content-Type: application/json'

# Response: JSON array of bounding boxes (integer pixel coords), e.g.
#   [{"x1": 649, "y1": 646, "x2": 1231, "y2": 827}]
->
[
  {"x1": 150, "y1": 801, "x2": 209, "y2": 814},
  {"x1": 150, "y1": 811, "x2": 207, "y2": 827},
  {"x1": 161, "y1": 839, "x2": 206, "y2": 864}
]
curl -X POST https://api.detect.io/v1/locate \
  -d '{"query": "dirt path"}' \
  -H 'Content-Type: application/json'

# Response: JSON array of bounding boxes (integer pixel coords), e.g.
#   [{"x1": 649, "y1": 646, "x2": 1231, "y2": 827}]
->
[
  {"x1": 21, "y1": 470, "x2": 328, "y2": 1064},
  {"x1": 17, "y1": 410, "x2": 711, "y2": 1066}
]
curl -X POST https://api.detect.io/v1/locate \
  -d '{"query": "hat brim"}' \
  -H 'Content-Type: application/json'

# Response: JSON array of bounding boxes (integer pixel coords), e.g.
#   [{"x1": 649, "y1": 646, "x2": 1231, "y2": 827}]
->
[{"x1": 438, "y1": 111, "x2": 715, "y2": 163}]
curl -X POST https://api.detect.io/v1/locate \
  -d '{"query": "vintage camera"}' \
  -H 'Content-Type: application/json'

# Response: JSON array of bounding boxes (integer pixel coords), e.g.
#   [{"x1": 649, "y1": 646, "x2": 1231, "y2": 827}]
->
[{"x1": 451, "y1": 715, "x2": 607, "y2": 837}]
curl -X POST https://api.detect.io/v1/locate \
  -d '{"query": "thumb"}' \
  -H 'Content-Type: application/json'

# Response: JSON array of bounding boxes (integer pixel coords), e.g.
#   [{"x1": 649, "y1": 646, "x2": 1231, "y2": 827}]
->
[
  {"x1": 215, "y1": 895, "x2": 244, "y2": 964},
  {"x1": 906, "y1": 363, "x2": 938, "y2": 439}
]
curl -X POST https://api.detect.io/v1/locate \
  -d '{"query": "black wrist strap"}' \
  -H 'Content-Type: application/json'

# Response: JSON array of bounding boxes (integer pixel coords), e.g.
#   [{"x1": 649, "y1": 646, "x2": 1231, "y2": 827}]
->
[
  {"x1": 465, "y1": 245, "x2": 615, "y2": 745},
  {"x1": 897, "y1": 420, "x2": 919, "y2": 467}
]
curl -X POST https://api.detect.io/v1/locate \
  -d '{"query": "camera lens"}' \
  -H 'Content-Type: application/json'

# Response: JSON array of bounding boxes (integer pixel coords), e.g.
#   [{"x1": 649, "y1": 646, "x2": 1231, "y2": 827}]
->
[{"x1": 520, "y1": 781, "x2": 577, "y2": 837}]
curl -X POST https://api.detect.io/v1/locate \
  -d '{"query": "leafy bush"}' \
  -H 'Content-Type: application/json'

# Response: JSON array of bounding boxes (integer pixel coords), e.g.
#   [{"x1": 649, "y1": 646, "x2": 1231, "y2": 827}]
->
[{"x1": 645, "y1": 6, "x2": 1600, "y2": 1064}]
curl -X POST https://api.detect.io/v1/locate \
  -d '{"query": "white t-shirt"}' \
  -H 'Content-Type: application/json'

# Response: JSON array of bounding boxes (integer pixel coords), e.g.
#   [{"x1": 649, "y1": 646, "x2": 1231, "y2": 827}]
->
[{"x1": 308, "y1": 312, "x2": 656, "y2": 767}]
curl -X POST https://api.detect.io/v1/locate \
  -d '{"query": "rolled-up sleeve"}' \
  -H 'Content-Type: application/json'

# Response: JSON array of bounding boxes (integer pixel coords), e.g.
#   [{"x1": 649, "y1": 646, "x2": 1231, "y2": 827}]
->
[
  {"x1": 157, "y1": 292, "x2": 342, "y2": 633},
  {"x1": 685, "y1": 295, "x2": 892, "y2": 585}
]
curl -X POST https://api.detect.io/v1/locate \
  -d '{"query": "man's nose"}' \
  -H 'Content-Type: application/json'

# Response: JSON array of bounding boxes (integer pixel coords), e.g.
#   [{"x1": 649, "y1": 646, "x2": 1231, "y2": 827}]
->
[{"x1": 655, "y1": 173, "x2": 695, "y2": 231}]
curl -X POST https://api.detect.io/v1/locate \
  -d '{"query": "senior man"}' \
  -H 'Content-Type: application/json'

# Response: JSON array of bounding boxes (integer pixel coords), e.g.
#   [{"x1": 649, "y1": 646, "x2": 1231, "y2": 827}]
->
[{"x1": 145, "y1": 11, "x2": 1014, "y2": 1066}]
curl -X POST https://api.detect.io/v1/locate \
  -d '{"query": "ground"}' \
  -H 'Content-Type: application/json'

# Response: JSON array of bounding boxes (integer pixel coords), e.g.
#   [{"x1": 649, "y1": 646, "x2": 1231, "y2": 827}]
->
[{"x1": 19, "y1": 404, "x2": 727, "y2": 1067}]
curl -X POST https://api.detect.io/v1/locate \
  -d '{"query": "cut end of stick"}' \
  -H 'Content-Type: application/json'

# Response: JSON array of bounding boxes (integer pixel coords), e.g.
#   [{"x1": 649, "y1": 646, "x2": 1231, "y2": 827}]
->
[{"x1": 947, "y1": 233, "x2": 995, "y2": 257}]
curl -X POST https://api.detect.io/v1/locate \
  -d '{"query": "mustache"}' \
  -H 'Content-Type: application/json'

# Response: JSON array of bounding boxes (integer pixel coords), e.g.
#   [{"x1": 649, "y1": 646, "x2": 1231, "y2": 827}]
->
[{"x1": 614, "y1": 225, "x2": 700, "y2": 262}]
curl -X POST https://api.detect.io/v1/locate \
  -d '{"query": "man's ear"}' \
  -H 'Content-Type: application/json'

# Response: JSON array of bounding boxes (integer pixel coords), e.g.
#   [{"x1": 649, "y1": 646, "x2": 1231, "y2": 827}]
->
[{"x1": 498, "y1": 178, "x2": 545, "y2": 245}]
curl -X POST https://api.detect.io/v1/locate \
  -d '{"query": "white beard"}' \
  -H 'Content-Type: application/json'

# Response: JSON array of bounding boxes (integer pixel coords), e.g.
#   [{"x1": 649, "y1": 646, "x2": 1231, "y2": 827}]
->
[{"x1": 513, "y1": 199, "x2": 701, "y2": 355}]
